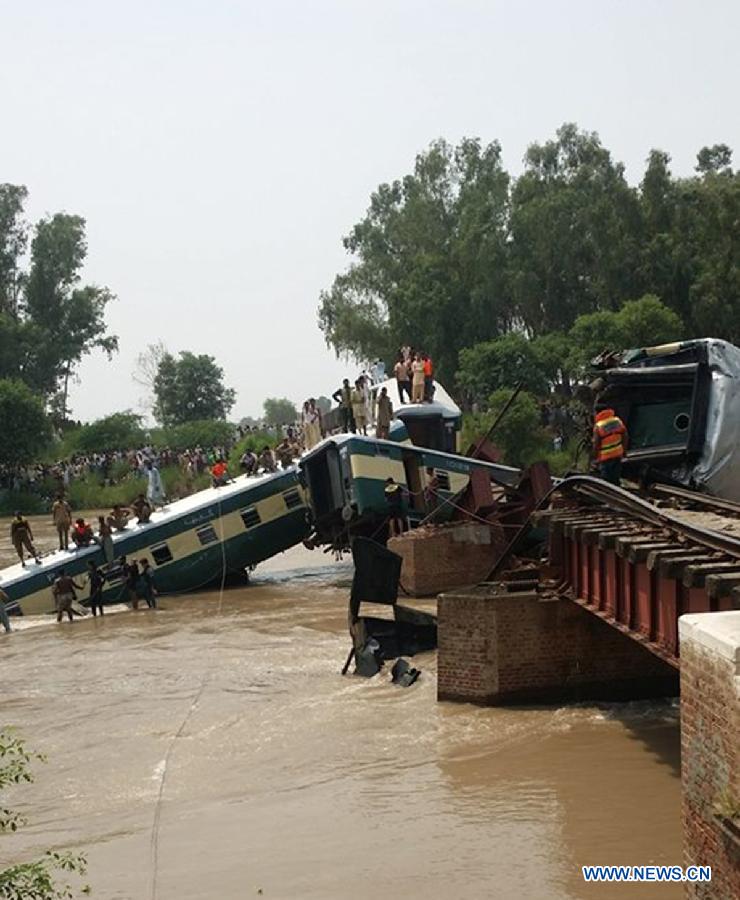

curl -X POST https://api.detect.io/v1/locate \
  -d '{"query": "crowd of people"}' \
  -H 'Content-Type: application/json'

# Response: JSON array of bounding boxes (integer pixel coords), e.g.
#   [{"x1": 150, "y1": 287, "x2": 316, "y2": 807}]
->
[
  {"x1": 1, "y1": 350, "x2": 421, "y2": 509},
  {"x1": 393, "y1": 346, "x2": 435, "y2": 404},
  {"x1": 2, "y1": 352, "x2": 429, "y2": 630},
  {"x1": 1, "y1": 504, "x2": 162, "y2": 631},
  {"x1": 305, "y1": 347, "x2": 433, "y2": 447},
  {"x1": 0, "y1": 443, "x2": 235, "y2": 504}
]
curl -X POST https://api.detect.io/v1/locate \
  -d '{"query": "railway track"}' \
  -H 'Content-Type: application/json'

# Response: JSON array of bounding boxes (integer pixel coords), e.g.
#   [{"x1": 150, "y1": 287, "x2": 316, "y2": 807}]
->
[{"x1": 532, "y1": 476, "x2": 740, "y2": 663}]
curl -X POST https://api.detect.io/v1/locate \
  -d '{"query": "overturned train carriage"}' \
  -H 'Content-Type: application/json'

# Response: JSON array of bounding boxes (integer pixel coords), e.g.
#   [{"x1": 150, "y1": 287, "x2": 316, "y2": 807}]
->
[
  {"x1": 596, "y1": 338, "x2": 740, "y2": 501},
  {"x1": 299, "y1": 434, "x2": 520, "y2": 547},
  {"x1": 1, "y1": 469, "x2": 310, "y2": 616}
]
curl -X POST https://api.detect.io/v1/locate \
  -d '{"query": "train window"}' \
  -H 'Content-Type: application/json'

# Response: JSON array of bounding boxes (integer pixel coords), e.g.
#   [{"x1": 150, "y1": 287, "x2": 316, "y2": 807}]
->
[
  {"x1": 434, "y1": 470, "x2": 451, "y2": 491},
  {"x1": 283, "y1": 489, "x2": 302, "y2": 510},
  {"x1": 241, "y1": 507, "x2": 261, "y2": 529},
  {"x1": 196, "y1": 524, "x2": 218, "y2": 546},
  {"x1": 239, "y1": 506, "x2": 262, "y2": 528},
  {"x1": 151, "y1": 543, "x2": 173, "y2": 566}
]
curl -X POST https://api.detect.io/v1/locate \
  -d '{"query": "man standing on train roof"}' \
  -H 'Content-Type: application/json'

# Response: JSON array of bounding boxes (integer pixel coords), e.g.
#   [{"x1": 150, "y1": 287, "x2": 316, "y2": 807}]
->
[
  {"x1": 376, "y1": 386, "x2": 393, "y2": 440},
  {"x1": 10, "y1": 512, "x2": 41, "y2": 567},
  {"x1": 144, "y1": 459, "x2": 165, "y2": 508},
  {"x1": 332, "y1": 378, "x2": 355, "y2": 433},
  {"x1": 51, "y1": 493, "x2": 72, "y2": 551},
  {"x1": 593, "y1": 404, "x2": 628, "y2": 486},
  {"x1": 422, "y1": 353, "x2": 434, "y2": 402}
]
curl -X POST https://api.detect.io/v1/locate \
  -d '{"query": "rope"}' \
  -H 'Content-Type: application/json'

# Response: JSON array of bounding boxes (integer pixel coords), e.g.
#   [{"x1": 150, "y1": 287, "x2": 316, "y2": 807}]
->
[
  {"x1": 148, "y1": 677, "x2": 207, "y2": 899},
  {"x1": 148, "y1": 488, "x2": 228, "y2": 899}
]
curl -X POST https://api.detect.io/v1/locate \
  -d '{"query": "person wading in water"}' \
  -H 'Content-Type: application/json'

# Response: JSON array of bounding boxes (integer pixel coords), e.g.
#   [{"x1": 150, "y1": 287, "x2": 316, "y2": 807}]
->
[
  {"x1": 0, "y1": 587, "x2": 12, "y2": 634},
  {"x1": 87, "y1": 560, "x2": 106, "y2": 616},
  {"x1": 138, "y1": 559, "x2": 157, "y2": 609},
  {"x1": 121, "y1": 556, "x2": 142, "y2": 610},
  {"x1": 53, "y1": 568, "x2": 84, "y2": 623}
]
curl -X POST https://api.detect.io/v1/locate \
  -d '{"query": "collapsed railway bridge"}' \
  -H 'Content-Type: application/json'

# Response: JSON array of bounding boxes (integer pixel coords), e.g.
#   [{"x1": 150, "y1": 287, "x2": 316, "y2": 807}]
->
[
  {"x1": 432, "y1": 476, "x2": 740, "y2": 899},
  {"x1": 436, "y1": 475, "x2": 740, "y2": 704}
]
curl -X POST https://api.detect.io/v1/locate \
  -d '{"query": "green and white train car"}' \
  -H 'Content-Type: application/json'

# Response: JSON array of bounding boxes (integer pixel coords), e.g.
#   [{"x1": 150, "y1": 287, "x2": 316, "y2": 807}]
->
[
  {"x1": 300, "y1": 434, "x2": 520, "y2": 547},
  {"x1": 1, "y1": 468, "x2": 310, "y2": 616}
]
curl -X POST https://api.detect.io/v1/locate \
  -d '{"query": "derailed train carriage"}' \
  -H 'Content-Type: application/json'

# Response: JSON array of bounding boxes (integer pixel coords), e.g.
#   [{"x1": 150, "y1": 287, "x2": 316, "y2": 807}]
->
[
  {"x1": 594, "y1": 338, "x2": 740, "y2": 501},
  {"x1": 299, "y1": 433, "x2": 520, "y2": 548},
  {"x1": 1, "y1": 469, "x2": 310, "y2": 616}
]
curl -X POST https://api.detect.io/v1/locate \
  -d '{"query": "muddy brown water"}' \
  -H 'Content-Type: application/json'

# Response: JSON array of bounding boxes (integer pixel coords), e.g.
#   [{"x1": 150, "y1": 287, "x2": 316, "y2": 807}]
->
[{"x1": 1, "y1": 515, "x2": 682, "y2": 899}]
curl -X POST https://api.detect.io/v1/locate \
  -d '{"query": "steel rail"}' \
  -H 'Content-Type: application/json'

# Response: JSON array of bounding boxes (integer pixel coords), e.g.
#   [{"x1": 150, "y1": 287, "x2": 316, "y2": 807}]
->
[
  {"x1": 563, "y1": 476, "x2": 740, "y2": 559},
  {"x1": 648, "y1": 482, "x2": 740, "y2": 517},
  {"x1": 486, "y1": 474, "x2": 740, "y2": 581}
]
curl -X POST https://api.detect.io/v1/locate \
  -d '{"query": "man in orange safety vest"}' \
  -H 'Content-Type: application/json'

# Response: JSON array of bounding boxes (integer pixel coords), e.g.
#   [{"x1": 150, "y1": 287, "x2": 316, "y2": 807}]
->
[{"x1": 592, "y1": 406, "x2": 628, "y2": 486}]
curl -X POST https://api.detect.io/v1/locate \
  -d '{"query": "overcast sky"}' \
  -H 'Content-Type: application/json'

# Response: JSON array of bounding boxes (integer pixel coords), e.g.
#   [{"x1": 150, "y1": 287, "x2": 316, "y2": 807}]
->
[{"x1": 2, "y1": 0, "x2": 737, "y2": 423}]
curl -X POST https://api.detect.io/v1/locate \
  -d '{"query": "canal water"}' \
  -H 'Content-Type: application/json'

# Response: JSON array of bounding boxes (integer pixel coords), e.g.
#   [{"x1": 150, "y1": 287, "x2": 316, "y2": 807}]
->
[{"x1": 1, "y1": 515, "x2": 682, "y2": 899}]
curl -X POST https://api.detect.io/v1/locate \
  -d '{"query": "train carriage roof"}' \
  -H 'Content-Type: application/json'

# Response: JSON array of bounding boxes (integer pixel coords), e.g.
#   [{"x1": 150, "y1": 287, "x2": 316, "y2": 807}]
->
[{"x1": 370, "y1": 378, "x2": 461, "y2": 419}]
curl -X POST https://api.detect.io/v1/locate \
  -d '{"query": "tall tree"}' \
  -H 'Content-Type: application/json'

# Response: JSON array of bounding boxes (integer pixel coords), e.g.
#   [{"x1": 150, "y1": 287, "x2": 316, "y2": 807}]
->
[
  {"x1": 23, "y1": 214, "x2": 118, "y2": 409},
  {"x1": 0, "y1": 184, "x2": 28, "y2": 317},
  {"x1": 456, "y1": 332, "x2": 549, "y2": 405},
  {"x1": 0, "y1": 193, "x2": 118, "y2": 415},
  {"x1": 132, "y1": 340, "x2": 168, "y2": 416},
  {"x1": 318, "y1": 137, "x2": 511, "y2": 384},
  {"x1": 153, "y1": 351, "x2": 236, "y2": 426},
  {"x1": 695, "y1": 143, "x2": 733, "y2": 176},
  {"x1": 263, "y1": 397, "x2": 298, "y2": 428},
  {"x1": 509, "y1": 123, "x2": 643, "y2": 335},
  {"x1": 683, "y1": 158, "x2": 740, "y2": 340}
]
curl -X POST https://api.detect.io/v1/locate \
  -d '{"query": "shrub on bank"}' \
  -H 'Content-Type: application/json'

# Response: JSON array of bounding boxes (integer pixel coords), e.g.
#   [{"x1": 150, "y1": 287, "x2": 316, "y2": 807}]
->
[
  {"x1": 149, "y1": 420, "x2": 236, "y2": 452},
  {"x1": 0, "y1": 490, "x2": 46, "y2": 516},
  {"x1": 461, "y1": 390, "x2": 588, "y2": 475},
  {"x1": 228, "y1": 431, "x2": 279, "y2": 471}
]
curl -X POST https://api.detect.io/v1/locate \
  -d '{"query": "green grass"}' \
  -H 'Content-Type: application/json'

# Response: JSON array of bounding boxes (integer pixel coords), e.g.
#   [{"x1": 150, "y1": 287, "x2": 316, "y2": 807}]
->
[{"x1": 0, "y1": 490, "x2": 47, "y2": 516}]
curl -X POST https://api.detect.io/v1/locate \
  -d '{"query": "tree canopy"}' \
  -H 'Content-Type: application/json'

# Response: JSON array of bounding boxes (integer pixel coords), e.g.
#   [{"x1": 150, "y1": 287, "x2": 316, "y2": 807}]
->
[
  {"x1": 73, "y1": 412, "x2": 145, "y2": 454},
  {"x1": 0, "y1": 380, "x2": 52, "y2": 466},
  {"x1": 0, "y1": 187, "x2": 118, "y2": 417},
  {"x1": 318, "y1": 125, "x2": 739, "y2": 397},
  {"x1": 457, "y1": 295, "x2": 685, "y2": 407},
  {"x1": 153, "y1": 351, "x2": 236, "y2": 426},
  {"x1": 318, "y1": 137, "x2": 511, "y2": 385},
  {"x1": 263, "y1": 397, "x2": 298, "y2": 428}
]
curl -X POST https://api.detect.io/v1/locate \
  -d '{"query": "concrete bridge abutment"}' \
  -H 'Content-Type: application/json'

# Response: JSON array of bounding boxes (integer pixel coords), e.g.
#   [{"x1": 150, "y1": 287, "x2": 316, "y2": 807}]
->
[
  {"x1": 679, "y1": 612, "x2": 740, "y2": 900},
  {"x1": 437, "y1": 585, "x2": 679, "y2": 705}
]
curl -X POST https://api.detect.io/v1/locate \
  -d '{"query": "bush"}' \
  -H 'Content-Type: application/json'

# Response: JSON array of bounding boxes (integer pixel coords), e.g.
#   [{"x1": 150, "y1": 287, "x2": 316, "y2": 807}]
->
[
  {"x1": 152, "y1": 420, "x2": 236, "y2": 451},
  {"x1": 0, "y1": 728, "x2": 89, "y2": 898},
  {"x1": 73, "y1": 412, "x2": 145, "y2": 454},
  {"x1": 457, "y1": 333, "x2": 549, "y2": 406},
  {"x1": 67, "y1": 474, "x2": 146, "y2": 510},
  {"x1": 227, "y1": 431, "x2": 279, "y2": 472},
  {"x1": 0, "y1": 490, "x2": 46, "y2": 516},
  {"x1": 462, "y1": 389, "x2": 550, "y2": 468}
]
